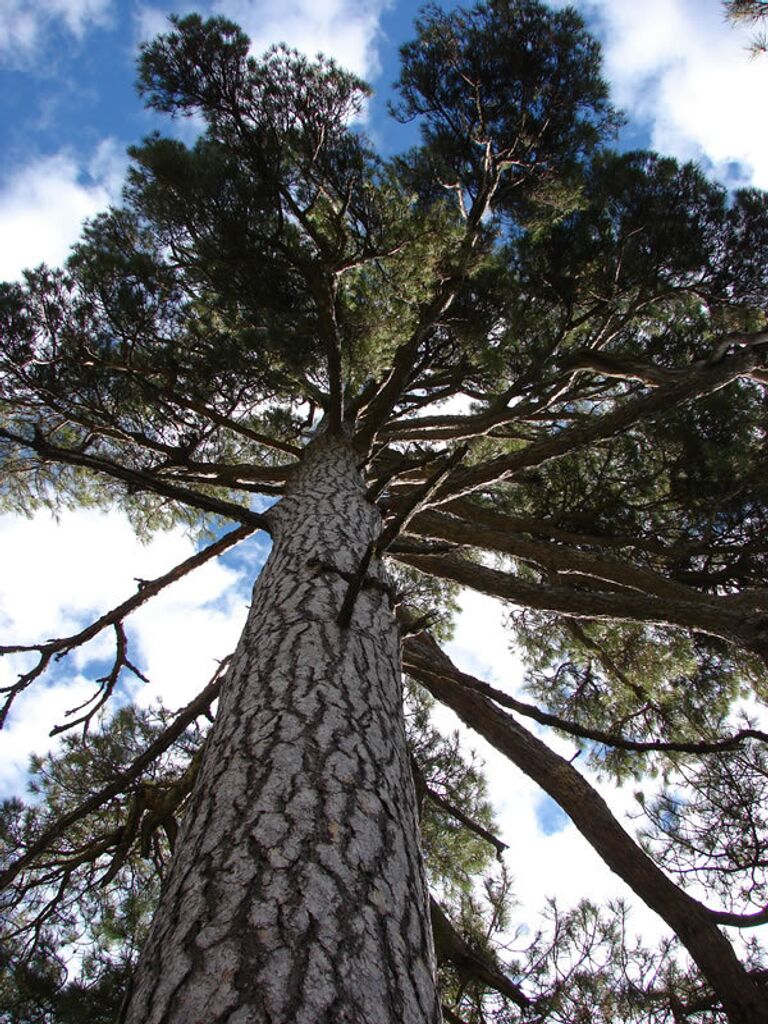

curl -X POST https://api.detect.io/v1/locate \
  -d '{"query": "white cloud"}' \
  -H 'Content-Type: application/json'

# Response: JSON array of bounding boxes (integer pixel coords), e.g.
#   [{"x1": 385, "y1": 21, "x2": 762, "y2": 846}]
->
[
  {"x1": 0, "y1": 0, "x2": 112, "y2": 64},
  {"x1": 0, "y1": 140, "x2": 127, "y2": 280},
  {"x1": 571, "y1": 0, "x2": 768, "y2": 188},
  {"x1": 134, "y1": 3, "x2": 172, "y2": 44},
  {"x1": 1, "y1": 674, "x2": 100, "y2": 795},
  {"x1": 216, "y1": 0, "x2": 390, "y2": 78}
]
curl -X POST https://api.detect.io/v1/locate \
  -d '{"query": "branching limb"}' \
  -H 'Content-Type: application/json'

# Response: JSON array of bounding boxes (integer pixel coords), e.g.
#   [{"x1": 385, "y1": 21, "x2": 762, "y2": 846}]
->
[
  {"x1": 376, "y1": 445, "x2": 469, "y2": 555},
  {"x1": 403, "y1": 638, "x2": 768, "y2": 756},
  {"x1": 0, "y1": 426, "x2": 273, "y2": 528},
  {"x1": 426, "y1": 783, "x2": 508, "y2": 860},
  {"x1": 406, "y1": 507, "x2": 708, "y2": 605},
  {"x1": 427, "y1": 345, "x2": 765, "y2": 504},
  {"x1": 337, "y1": 447, "x2": 468, "y2": 627},
  {"x1": 99, "y1": 745, "x2": 203, "y2": 887},
  {"x1": 708, "y1": 906, "x2": 768, "y2": 928},
  {"x1": 443, "y1": 497, "x2": 768, "y2": 563},
  {"x1": 353, "y1": 177, "x2": 498, "y2": 449},
  {"x1": 0, "y1": 524, "x2": 253, "y2": 726},
  {"x1": 0, "y1": 658, "x2": 229, "y2": 892},
  {"x1": 410, "y1": 756, "x2": 508, "y2": 858},
  {"x1": 406, "y1": 631, "x2": 768, "y2": 1021},
  {"x1": 560, "y1": 349, "x2": 683, "y2": 387},
  {"x1": 50, "y1": 622, "x2": 149, "y2": 737}
]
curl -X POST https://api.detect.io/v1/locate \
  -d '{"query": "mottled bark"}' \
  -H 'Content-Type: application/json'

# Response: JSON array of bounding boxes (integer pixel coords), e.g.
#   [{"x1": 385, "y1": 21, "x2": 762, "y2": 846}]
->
[{"x1": 124, "y1": 434, "x2": 440, "y2": 1024}]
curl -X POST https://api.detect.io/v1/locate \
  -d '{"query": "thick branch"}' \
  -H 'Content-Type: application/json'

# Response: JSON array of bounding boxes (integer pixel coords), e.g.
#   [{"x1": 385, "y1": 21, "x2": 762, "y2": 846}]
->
[
  {"x1": 406, "y1": 633, "x2": 768, "y2": 1023},
  {"x1": 407, "y1": 507, "x2": 704, "y2": 605},
  {"x1": 709, "y1": 906, "x2": 768, "y2": 929},
  {"x1": 392, "y1": 550, "x2": 768, "y2": 661},
  {"x1": 560, "y1": 350, "x2": 682, "y2": 387},
  {"x1": 443, "y1": 498, "x2": 768, "y2": 563}
]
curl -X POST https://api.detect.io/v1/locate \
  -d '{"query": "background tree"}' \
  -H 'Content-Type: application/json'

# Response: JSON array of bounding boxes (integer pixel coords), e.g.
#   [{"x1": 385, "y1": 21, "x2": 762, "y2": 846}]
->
[{"x1": 2, "y1": 2, "x2": 768, "y2": 1021}]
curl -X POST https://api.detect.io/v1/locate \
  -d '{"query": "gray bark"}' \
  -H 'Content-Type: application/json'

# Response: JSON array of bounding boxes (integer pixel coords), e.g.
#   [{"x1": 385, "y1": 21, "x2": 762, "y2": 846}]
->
[{"x1": 124, "y1": 434, "x2": 441, "y2": 1024}]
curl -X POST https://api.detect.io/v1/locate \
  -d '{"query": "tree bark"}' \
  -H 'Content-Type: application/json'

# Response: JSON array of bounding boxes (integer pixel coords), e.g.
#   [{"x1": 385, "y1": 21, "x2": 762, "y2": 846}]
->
[{"x1": 123, "y1": 434, "x2": 441, "y2": 1024}]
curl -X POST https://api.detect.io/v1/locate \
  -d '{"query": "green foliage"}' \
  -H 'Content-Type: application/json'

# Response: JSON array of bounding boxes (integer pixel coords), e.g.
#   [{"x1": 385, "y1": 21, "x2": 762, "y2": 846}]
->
[
  {"x1": 725, "y1": 1, "x2": 768, "y2": 55},
  {"x1": 517, "y1": 151, "x2": 768, "y2": 308},
  {"x1": 510, "y1": 607, "x2": 763, "y2": 779}
]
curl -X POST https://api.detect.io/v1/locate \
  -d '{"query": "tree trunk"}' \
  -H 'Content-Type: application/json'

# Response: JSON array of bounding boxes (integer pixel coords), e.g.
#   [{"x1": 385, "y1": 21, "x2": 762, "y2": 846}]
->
[{"x1": 123, "y1": 434, "x2": 441, "y2": 1024}]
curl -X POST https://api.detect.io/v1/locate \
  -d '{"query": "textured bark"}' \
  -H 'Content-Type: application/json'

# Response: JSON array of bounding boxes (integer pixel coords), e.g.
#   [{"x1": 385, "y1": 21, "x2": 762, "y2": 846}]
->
[{"x1": 123, "y1": 434, "x2": 441, "y2": 1024}]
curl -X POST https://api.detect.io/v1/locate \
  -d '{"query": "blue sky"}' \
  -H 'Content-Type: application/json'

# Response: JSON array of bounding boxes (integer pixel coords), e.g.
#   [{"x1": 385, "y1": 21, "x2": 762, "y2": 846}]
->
[{"x1": 2, "y1": 0, "x2": 768, "y2": 953}]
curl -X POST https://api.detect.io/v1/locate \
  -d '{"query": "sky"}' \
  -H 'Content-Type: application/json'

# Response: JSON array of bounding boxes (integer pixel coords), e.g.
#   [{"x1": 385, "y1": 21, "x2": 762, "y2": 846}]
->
[{"x1": 1, "y1": 0, "x2": 767, "y2": 969}]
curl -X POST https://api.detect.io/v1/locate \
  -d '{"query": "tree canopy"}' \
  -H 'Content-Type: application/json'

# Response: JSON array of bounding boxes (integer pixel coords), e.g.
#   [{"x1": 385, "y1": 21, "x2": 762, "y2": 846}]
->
[{"x1": 2, "y1": 2, "x2": 768, "y2": 1021}]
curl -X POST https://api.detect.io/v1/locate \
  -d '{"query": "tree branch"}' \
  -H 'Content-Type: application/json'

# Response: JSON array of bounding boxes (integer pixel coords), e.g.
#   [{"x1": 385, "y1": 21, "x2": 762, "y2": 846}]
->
[
  {"x1": 0, "y1": 524, "x2": 254, "y2": 726},
  {"x1": 0, "y1": 427, "x2": 273, "y2": 528},
  {"x1": 427, "y1": 346, "x2": 764, "y2": 504},
  {"x1": 0, "y1": 659, "x2": 228, "y2": 892},
  {"x1": 406, "y1": 507, "x2": 705, "y2": 606},
  {"x1": 403, "y1": 638, "x2": 768, "y2": 756},
  {"x1": 405, "y1": 631, "x2": 768, "y2": 1021},
  {"x1": 430, "y1": 895, "x2": 530, "y2": 1009},
  {"x1": 392, "y1": 549, "x2": 768, "y2": 662}
]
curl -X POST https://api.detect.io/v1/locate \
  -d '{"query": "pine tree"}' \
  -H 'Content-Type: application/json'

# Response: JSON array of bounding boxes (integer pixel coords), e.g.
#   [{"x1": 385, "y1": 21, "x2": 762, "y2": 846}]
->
[{"x1": 2, "y1": 3, "x2": 768, "y2": 1021}]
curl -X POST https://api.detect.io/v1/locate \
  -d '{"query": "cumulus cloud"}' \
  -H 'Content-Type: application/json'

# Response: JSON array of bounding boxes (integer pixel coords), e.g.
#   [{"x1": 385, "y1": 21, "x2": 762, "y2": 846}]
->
[
  {"x1": 0, "y1": 139, "x2": 127, "y2": 280},
  {"x1": 568, "y1": 0, "x2": 768, "y2": 188},
  {"x1": 0, "y1": 0, "x2": 112, "y2": 65}
]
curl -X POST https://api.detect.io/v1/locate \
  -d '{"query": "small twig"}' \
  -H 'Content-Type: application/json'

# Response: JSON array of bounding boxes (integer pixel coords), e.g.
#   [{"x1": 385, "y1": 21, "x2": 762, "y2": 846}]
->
[{"x1": 50, "y1": 622, "x2": 149, "y2": 737}]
